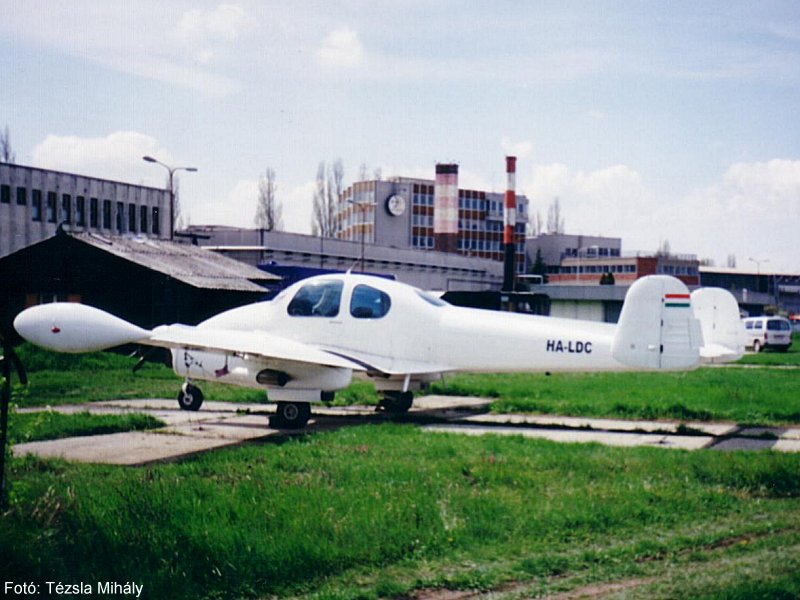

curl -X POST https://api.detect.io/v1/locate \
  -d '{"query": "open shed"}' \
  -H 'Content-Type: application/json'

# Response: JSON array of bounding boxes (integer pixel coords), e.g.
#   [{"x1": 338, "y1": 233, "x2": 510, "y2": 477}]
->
[{"x1": 0, "y1": 230, "x2": 280, "y2": 339}]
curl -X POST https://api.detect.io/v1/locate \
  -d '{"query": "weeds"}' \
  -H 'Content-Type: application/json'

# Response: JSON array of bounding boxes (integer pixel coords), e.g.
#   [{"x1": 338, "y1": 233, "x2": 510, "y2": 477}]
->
[{"x1": 3, "y1": 425, "x2": 800, "y2": 599}]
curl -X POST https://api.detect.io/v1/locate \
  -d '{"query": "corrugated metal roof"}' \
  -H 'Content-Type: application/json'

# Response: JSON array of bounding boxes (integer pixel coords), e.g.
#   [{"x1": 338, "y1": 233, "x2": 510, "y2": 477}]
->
[{"x1": 71, "y1": 232, "x2": 278, "y2": 292}]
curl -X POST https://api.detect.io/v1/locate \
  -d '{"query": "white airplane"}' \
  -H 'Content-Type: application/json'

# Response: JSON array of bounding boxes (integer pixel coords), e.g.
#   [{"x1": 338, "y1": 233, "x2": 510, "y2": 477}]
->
[{"x1": 13, "y1": 272, "x2": 743, "y2": 428}]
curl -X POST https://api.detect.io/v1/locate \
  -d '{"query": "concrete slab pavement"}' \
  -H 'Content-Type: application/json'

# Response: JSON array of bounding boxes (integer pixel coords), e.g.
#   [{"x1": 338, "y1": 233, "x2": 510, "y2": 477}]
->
[
  {"x1": 12, "y1": 395, "x2": 800, "y2": 464},
  {"x1": 422, "y1": 424, "x2": 715, "y2": 451}
]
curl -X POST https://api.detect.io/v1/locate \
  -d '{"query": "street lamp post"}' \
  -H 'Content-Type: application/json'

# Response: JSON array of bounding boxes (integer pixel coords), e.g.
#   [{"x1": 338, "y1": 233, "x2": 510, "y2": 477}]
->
[
  {"x1": 142, "y1": 156, "x2": 197, "y2": 240},
  {"x1": 748, "y1": 257, "x2": 770, "y2": 294},
  {"x1": 347, "y1": 198, "x2": 369, "y2": 271}
]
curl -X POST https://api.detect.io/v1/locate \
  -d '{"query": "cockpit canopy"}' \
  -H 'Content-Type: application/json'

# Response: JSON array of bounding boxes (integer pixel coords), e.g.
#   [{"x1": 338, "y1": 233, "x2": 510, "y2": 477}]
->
[
  {"x1": 286, "y1": 279, "x2": 392, "y2": 319},
  {"x1": 287, "y1": 280, "x2": 343, "y2": 317}
]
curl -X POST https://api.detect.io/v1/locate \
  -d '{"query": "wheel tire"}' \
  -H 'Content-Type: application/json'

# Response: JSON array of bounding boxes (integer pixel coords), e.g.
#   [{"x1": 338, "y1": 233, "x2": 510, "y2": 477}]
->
[
  {"x1": 177, "y1": 383, "x2": 204, "y2": 411},
  {"x1": 273, "y1": 402, "x2": 311, "y2": 429},
  {"x1": 753, "y1": 340, "x2": 762, "y2": 353},
  {"x1": 381, "y1": 391, "x2": 413, "y2": 414}
]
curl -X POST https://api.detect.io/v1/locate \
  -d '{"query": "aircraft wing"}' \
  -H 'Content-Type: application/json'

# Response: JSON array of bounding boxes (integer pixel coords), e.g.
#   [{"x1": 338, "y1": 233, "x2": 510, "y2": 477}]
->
[
  {"x1": 147, "y1": 325, "x2": 368, "y2": 371},
  {"x1": 322, "y1": 349, "x2": 453, "y2": 377}
]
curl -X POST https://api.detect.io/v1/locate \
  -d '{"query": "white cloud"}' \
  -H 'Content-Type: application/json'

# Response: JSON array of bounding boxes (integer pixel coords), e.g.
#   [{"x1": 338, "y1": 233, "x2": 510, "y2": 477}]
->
[
  {"x1": 666, "y1": 159, "x2": 800, "y2": 270},
  {"x1": 191, "y1": 179, "x2": 259, "y2": 227},
  {"x1": 173, "y1": 3, "x2": 253, "y2": 65},
  {"x1": 31, "y1": 131, "x2": 174, "y2": 186},
  {"x1": 175, "y1": 4, "x2": 250, "y2": 45},
  {"x1": 522, "y1": 159, "x2": 798, "y2": 272},
  {"x1": 316, "y1": 28, "x2": 365, "y2": 68},
  {"x1": 190, "y1": 178, "x2": 314, "y2": 233},
  {"x1": 501, "y1": 137, "x2": 533, "y2": 159},
  {"x1": 0, "y1": 1, "x2": 249, "y2": 95}
]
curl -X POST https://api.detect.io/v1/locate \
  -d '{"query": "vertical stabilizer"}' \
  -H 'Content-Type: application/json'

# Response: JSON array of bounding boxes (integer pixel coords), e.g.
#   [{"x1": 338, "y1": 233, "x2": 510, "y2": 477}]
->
[
  {"x1": 691, "y1": 287, "x2": 745, "y2": 363},
  {"x1": 612, "y1": 276, "x2": 701, "y2": 370}
]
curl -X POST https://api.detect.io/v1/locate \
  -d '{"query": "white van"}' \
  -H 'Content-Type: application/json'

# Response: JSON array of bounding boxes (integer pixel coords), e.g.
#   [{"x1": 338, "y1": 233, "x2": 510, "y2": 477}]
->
[{"x1": 742, "y1": 316, "x2": 793, "y2": 352}]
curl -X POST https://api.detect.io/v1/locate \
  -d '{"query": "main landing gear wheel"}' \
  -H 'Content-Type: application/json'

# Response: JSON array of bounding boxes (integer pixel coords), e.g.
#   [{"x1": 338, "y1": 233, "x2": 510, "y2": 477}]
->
[
  {"x1": 379, "y1": 391, "x2": 413, "y2": 414},
  {"x1": 271, "y1": 402, "x2": 311, "y2": 429},
  {"x1": 177, "y1": 382, "x2": 204, "y2": 411}
]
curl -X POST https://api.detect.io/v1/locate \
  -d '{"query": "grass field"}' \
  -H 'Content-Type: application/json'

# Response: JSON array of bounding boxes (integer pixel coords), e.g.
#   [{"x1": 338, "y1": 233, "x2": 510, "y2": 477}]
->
[
  {"x1": 4, "y1": 342, "x2": 800, "y2": 598},
  {"x1": 3, "y1": 425, "x2": 800, "y2": 599},
  {"x1": 736, "y1": 333, "x2": 800, "y2": 366},
  {"x1": 431, "y1": 368, "x2": 800, "y2": 425},
  {"x1": 9, "y1": 411, "x2": 164, "y2": 444},
  {"x1": 8, "y1": 342, "x2": 800, "y2": 426}
]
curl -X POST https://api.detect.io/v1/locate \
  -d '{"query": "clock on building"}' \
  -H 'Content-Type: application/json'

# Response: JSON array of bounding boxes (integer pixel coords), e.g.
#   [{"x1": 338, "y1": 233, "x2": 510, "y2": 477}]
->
[{"x1": 385, "y1": 194, "x2": 407, "y2": 216}]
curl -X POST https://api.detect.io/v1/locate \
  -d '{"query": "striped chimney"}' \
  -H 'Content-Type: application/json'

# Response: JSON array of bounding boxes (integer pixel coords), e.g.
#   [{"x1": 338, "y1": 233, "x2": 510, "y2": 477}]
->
[
  {"x1": 502, "y1": 156, "x2": 517, "y2": 292},
  {"x1": 434, "y1": 163, "x2": 459, "y2": 253}
]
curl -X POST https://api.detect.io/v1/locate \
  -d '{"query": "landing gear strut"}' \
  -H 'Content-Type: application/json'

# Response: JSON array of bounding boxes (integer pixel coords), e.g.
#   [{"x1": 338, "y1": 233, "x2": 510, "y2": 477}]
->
[
  {"x1": 379, "y1": 391, "x2": 413, "y2": 414},
  {"x1": 270, "y1": 401, "x2": 311, "y2": 429},
  {"x1": 177, "y1": 382, "x2": 204, "y2": 411}
]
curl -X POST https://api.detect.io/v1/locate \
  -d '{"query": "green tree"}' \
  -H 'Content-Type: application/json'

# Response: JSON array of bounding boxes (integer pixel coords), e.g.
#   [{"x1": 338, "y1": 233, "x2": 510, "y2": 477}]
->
[{"x1": 530, "y1": 248, "x2": 548, "y2": 283}]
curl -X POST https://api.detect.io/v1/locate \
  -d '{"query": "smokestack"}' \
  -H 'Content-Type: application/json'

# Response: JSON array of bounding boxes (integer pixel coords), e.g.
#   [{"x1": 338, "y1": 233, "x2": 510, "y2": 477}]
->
[
  {"x1": 434, "y1": 163, "x2": 459, "y2": 253},
  {"x1": 502, "y1": 156, "x2": 517, "y2": 292}
]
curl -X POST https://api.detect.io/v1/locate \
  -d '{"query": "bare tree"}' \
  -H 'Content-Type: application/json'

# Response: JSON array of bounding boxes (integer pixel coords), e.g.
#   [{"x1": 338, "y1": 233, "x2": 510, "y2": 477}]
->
[
  {"x1": 656, "y1": 239, "x2": 671, "y2": 257},
  {"x1": 727, "y1": 254, "x2": 737, "y2": 268},
  {"x1": 529, "y1": 208, "x2": 544, "y2": 237},
  {"x1": 255, "y1": 167, "x2": 283, "y2": 231},
  {"x1": 312, "y1": 159, "x2": 343, "y2": 237},
  {"x1": 1, "y1": 125, "x2": 15, "y2": 163},
  {"x1": 546, "y1": 197, "x2": 565, "y2": 234}
]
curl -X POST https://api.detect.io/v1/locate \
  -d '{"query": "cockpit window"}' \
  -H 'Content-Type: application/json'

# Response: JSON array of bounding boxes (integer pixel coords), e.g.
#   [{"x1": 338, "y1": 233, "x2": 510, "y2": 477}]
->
[
  {"x1": 287, "y1": 280, "x2": 343, "y2": 317},
  {"x1": 415, "y1": 289, "x2": 448, "y2": 307},
  {"x1": 350, "y1": 284, "x2": 391, "y2": 319}
]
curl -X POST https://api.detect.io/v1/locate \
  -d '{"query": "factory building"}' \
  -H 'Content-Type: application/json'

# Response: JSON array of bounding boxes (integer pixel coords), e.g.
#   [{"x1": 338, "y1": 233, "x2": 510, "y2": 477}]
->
[
  {"x1": 526, "y1": 233, "x2": 700, "y2": 287},
  {"x1": 336, "y1": 164, "x2": 529, "y2": 275},
  {"x1": 183, "y1": 226, "x2": 504, "y2": 292},
  {"x1": 0, "y1": 162, "x2": 170, "y2": 258}
]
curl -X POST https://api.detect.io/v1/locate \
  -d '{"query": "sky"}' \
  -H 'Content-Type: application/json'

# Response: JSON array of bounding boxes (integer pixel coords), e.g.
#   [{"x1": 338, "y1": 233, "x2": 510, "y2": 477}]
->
[{"x1": 1, "y1": 0, "x2": 799, "y2": 272}]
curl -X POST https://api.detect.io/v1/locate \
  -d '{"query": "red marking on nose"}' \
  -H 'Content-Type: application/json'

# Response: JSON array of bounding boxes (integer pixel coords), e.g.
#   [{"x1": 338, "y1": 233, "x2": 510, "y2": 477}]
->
[{"x1": 51, "y1": 326, "x2": 61, "y2": 334}]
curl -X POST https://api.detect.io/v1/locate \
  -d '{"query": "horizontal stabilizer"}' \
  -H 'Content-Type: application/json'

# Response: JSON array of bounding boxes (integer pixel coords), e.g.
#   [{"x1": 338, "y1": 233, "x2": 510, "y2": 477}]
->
[{"x1": 14, "y1": 303, "x2": 151, "y2": 353}]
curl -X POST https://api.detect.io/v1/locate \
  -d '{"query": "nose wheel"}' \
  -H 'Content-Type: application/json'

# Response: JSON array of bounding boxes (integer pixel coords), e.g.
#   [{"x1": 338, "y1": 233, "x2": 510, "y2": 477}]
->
[{"x1": 177, "y1": 382, "x2": 204, "y2": 411}]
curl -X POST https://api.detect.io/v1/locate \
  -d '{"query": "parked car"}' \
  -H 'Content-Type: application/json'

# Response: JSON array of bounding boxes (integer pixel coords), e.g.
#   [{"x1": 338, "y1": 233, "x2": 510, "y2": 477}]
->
[{"x1": 742, "y1": 316, "x2": 793, "y2": 352}]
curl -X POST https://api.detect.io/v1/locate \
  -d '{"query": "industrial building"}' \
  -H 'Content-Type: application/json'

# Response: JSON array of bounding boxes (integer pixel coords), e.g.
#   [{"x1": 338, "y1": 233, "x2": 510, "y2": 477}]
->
[
  {"x1": 336, "y1": 163, "x2": 529, "y2": 275},
  {"x1": 526, "y1": 233, "x2": 701, "y2": 287},
  {"x1": 183, "y1": 226, "x2": 504, "y2": 292},
  {"x1": 0, "y1": 162, "x2": 171, "y2": 258}
]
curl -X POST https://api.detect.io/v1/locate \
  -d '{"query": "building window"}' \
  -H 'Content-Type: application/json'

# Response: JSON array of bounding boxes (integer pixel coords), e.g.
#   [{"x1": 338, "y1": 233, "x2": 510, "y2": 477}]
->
[
  {"x1": 46, "y1": 191, "x2": 57, "y2": 223},
  {"x1": 102, "y1": 200, "x2": 111, "y2": 229},
  {"x1": 32, "y1": 190, "x2": 43, "y2": 221},
  {"x1": 61, "y1": 194, "x2": 72, "y2": 224},
  {"x1": 76, "y1": 196, "x2": 86, "y2": 226},
  {"x1": 16, "y1": 186, "x2": 27, "y2": 205},
  {"x1": 128, "y1": 203, "x2": 137, "y2": 233},
  {"x1": 152, "y1": 206, "x2": 160, "y2": 235},
  {"x1": 90, "y1": 198, "x2": 99, "y2": 227},
  {"x1": 140, "y1": 205, "x2": 148, "y2": 233},
  {"x1": 116, "y1": 201, "x2": 124, "y2": 233},
  {"x1": 1, "y1": 184, "x2": 9, "y2": 204}
]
